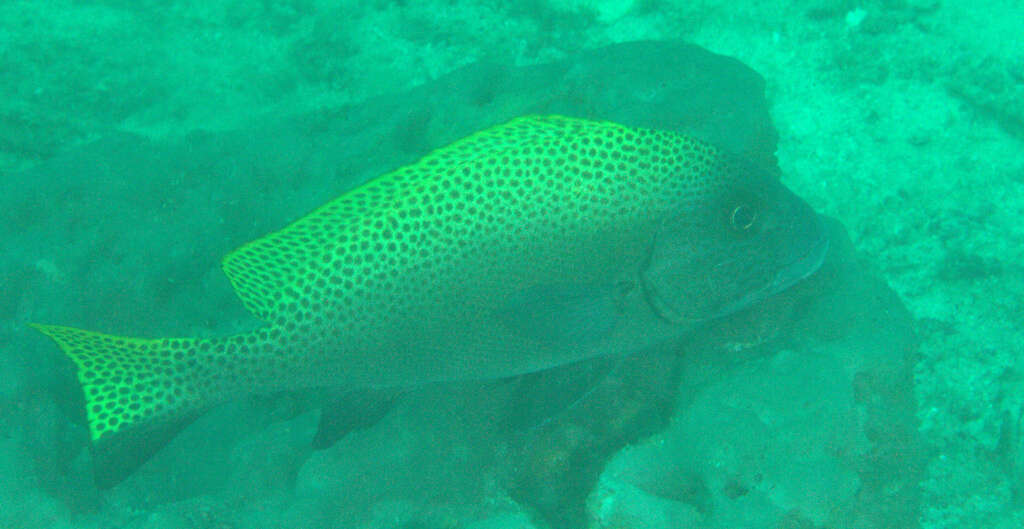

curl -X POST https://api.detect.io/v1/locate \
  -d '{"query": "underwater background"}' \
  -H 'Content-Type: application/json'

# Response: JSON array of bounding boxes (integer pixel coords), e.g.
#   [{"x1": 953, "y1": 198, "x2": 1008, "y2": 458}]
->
[{"x1": 2, "y1": 0, "x2": 1022, "y2": 528}]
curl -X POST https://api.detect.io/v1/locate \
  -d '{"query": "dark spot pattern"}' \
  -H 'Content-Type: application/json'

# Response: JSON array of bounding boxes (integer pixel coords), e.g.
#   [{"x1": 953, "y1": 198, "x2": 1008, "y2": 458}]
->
[{"x1": 31, "y1": 115, "x2": 723, "y2": 442}]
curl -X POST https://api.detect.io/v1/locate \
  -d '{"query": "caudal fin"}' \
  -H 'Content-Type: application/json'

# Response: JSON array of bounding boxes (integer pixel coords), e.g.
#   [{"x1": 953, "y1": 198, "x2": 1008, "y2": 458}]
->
[{"x1": 30, "y1": 324, "x2": 209, "y2": 488}]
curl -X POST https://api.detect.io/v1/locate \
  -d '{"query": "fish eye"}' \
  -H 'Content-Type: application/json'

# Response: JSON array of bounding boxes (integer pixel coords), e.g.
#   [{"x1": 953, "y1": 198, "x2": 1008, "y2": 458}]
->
[{"x1": 730, "y1": 204, "x2": 757, "y2": 231}]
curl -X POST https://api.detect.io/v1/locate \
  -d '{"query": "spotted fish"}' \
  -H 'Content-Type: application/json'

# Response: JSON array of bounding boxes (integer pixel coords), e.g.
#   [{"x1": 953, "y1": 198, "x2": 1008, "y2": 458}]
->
[{"x1": 31, "y1": 115, "x2": 827, "y2": 482}]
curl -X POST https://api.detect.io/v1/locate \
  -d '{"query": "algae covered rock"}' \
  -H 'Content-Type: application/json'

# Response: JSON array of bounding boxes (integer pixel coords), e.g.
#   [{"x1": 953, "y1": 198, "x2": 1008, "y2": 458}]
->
[{"x1": 589, "y1": 218, "x2": 923, "y2": 529}]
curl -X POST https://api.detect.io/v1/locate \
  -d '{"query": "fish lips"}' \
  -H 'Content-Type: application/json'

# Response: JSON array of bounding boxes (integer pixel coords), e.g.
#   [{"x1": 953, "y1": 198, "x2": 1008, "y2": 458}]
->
[
  {"x1": 711, "y1": 231, "x2": 829, "y2": 320},
  {"x1": 642, "y1": 218, "x2": 830, "y2": 325}
]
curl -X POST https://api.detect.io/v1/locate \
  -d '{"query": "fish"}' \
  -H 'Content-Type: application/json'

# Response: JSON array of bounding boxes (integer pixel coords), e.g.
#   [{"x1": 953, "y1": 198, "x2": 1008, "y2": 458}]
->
[{"x1": 30, "y1": 115, "x2": 827, "y2": 485}]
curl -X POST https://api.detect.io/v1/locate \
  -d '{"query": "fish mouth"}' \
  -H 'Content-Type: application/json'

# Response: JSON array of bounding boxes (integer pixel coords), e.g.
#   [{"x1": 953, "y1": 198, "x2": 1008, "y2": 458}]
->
[
  {"x1": 708, "y1": 232, "x2": 830, "y2": 320},
  {"x1": 641, "y1": 230, "x2": 830, "y2": 325},
  {"x1": 772, "y1": 231, "x2": 830, "y2": 292}
]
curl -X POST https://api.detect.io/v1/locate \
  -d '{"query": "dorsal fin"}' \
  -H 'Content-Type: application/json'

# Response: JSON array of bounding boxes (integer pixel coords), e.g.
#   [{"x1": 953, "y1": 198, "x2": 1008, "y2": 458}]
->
[{"x1": 220, "y1": 115, "x2": 580, "y2": 320}]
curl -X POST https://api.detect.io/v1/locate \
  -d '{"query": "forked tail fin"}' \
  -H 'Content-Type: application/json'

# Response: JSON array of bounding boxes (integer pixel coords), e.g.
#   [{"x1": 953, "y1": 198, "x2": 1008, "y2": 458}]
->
[{"x1": 30, "y1": 323, "x2": 211, "y2": 487}]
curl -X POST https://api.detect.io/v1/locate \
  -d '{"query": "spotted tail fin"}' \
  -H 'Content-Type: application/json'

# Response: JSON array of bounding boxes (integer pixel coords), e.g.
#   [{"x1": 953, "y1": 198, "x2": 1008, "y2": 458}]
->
[{"x1": 29, "y1": 323, "x2": 211, "y2": 487}]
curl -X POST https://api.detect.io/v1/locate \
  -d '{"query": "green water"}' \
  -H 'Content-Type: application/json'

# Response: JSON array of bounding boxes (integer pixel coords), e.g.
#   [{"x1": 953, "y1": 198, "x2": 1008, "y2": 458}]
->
[{"x1": 2, "y1": 1, "x2": 1021, "y2": 528}]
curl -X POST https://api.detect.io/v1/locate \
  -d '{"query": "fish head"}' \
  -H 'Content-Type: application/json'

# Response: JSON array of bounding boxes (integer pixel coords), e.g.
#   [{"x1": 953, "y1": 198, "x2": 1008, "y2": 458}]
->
[{"x1": 640, "y1": 155, "x2": 828, "y2": 325}]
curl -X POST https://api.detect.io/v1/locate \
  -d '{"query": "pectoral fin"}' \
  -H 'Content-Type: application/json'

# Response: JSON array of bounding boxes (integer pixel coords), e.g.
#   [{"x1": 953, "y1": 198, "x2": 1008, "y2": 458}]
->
[{"x1": 497, "y1": 283, "x2": 624, "y2": 346}]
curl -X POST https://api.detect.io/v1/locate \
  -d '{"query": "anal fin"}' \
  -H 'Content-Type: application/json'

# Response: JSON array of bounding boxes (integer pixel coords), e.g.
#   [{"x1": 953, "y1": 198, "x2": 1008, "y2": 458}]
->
[{"x1": 312, "y1": 388, "x2": 401, "y2": 450}]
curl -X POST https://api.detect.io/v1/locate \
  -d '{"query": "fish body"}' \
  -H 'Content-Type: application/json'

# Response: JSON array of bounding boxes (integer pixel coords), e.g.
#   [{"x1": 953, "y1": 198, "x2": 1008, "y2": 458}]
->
[{"x1": 32, "y1": 116, "x2": 826, "y2": 466}]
